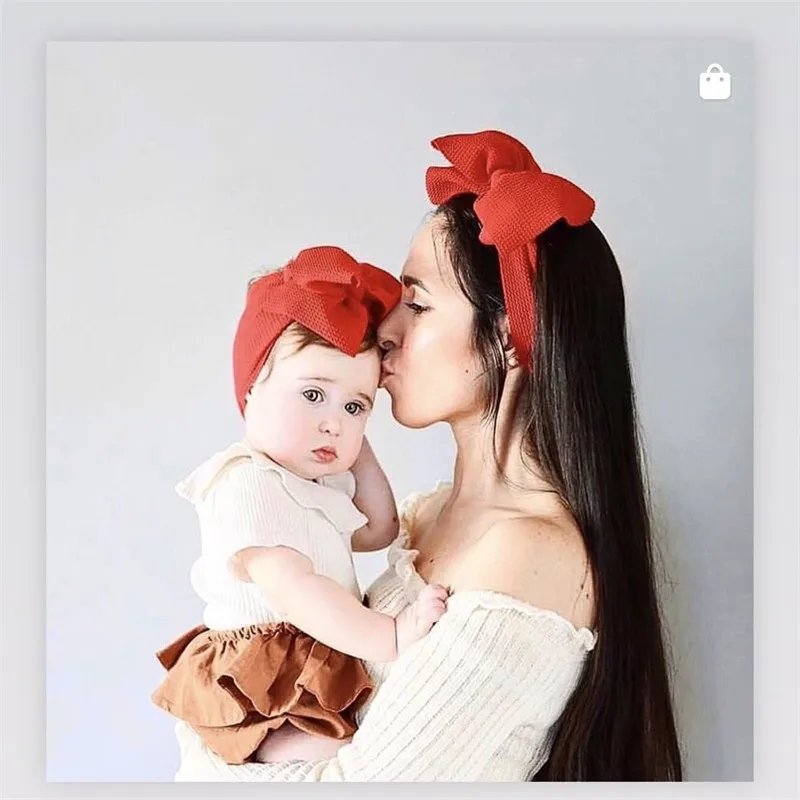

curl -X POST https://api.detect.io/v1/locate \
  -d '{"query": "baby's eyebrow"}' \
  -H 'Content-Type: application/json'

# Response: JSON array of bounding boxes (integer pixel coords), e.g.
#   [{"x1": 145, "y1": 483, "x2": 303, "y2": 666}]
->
[{"x1": 356, "y1": 392, "x2": 374, "y2": 409}]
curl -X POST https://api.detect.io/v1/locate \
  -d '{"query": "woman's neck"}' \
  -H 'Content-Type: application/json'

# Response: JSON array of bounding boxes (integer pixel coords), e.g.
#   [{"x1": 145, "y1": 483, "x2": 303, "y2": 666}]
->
[
  {"x1": 447, "y1": 374, "x2": 558, "y2": 504},
  {"x1": 448, "y1": 415, "x2": 555, "y2": 502}
]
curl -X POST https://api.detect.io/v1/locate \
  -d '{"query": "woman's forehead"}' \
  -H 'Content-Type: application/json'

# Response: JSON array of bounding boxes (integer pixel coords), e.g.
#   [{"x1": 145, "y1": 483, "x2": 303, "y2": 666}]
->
[{"x1": 401, "y1": 218, "x2": 452, "y2": 288}]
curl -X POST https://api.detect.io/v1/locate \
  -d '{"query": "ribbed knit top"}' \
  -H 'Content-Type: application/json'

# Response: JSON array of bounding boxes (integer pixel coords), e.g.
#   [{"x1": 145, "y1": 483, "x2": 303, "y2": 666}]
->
[
  {"x1": 172, "y1": 482, "x2": 598, "y2": 781},
  {"x1": 177, "y1": 441, "x2": 368, "y2": 631}
]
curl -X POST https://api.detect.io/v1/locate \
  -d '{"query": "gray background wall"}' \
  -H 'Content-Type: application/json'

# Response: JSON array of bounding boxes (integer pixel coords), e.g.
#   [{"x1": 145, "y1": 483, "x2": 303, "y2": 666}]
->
[{"x1": 46, "y1": 41, "x2": 753, "y2": 781}]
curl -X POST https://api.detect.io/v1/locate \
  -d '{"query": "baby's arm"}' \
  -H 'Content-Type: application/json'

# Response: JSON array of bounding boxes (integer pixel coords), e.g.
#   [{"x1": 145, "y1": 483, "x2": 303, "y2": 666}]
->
[
  {"x1": 238, "y1": 546, "x2": 447, "y2": 661},
  {"x1": 348, "y1": 438, "x2": 399, "y2": 552}
]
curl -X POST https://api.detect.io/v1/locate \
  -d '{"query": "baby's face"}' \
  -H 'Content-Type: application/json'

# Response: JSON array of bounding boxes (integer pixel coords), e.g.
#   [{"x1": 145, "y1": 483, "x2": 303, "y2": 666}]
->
[{"x1": 244, "y1": 342, "x2": 381, "y2": 480}]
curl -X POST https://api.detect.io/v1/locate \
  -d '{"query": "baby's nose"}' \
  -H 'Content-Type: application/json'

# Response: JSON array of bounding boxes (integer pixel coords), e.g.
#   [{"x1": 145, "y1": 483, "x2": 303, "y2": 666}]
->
[{"x1": 320, "y1": 416, "x2": 342, "y2": 435}]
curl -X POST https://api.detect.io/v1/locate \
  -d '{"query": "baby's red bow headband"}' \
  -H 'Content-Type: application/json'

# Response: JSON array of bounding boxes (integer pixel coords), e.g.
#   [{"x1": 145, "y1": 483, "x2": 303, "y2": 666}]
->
[
  {"x1": 233, "y1": 245, "x2": 402, "y2": 415},
  {"x1": 425, "y1": 130, "x2": 596, "y2": 371}
]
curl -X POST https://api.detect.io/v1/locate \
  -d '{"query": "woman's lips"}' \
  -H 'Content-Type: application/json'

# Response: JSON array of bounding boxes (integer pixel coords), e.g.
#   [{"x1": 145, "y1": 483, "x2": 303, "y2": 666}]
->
[
  {"x1": 379, "y1": 366, "x2": 395, "y2": 388},
  {"x1": 312, "y1": 447, "x2": 337, "y2": 464}
]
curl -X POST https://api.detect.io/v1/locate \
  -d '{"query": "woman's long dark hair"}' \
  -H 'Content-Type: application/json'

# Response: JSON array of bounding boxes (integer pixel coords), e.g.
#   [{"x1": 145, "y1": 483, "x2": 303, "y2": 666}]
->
[{"x1": 435, "y1": 195, "x2": 683, "y2": 781}]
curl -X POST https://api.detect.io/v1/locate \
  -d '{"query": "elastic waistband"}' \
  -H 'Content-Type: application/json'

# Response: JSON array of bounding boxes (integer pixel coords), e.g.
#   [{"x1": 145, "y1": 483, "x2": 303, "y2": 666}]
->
[{"x1": 207, "y1": 621, "x2": 299, "y2": 643}]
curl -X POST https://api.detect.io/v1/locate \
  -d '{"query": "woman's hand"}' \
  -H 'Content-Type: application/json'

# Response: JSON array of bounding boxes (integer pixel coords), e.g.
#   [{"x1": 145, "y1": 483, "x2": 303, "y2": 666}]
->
[{"x1": 394, "y1": 583, "x2": 449, "y2": 653}]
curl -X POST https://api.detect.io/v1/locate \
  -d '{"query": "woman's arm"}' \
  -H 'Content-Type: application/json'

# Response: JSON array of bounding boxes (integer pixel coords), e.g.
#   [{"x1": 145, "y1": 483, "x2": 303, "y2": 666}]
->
[
  {"x1": 348, "y1": 438, "x2": 399, "y2": 552},
  {"x1": 175, "y1": 596, "x2": 593, "y2": 781},
  {"x1": 237, "y1": 546, "x2": 447, "y2": 662}
]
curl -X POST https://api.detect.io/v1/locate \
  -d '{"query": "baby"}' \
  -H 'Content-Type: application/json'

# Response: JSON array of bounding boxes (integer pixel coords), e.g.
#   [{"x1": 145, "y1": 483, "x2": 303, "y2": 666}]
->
[{"x1": 151, "y1": 246, "x2": 448, "y2": 765}]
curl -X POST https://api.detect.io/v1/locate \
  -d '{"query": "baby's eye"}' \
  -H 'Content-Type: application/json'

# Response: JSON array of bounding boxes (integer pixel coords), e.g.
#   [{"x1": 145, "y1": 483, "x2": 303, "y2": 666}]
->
[
  {"x1": 344, "y1": 401, "x2": 364, "y2": 416},
  {"x1": 404, "y1": 301, "x2": 429, "y2": 316},
  {"x1": 303, "y1": 389, "x2": 323, "y2": 403}
]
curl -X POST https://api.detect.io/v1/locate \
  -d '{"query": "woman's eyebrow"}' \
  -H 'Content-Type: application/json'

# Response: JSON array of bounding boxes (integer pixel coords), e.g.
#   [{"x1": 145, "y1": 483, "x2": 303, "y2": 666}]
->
[{"x1": 401, "y1": 275, "x2": 430, "y2": 293}]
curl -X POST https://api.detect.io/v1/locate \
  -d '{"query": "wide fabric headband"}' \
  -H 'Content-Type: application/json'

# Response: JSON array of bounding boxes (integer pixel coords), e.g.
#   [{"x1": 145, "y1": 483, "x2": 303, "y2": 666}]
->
[
  {"x1": 425, "y1": 130, "x2": 595, "y2": 370},
  {"x1": 233, "y1": 245, "x2": 401, "y2": 415}
]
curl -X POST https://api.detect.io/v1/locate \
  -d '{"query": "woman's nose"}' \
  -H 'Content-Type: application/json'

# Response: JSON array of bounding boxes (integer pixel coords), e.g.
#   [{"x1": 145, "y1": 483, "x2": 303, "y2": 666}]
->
[{"x1": 377, "y1": 305, "x2": 401, "y2": 353}]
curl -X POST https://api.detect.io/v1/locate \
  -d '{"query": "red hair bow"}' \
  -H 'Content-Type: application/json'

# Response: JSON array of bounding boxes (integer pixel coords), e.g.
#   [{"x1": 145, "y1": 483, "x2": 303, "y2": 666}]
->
[
  {"x1": 233, "y1": 246, "x2": 401, "y2": 415},
  {"x1": 425, "y1": 130, "x2": 595, "y2": 370}
]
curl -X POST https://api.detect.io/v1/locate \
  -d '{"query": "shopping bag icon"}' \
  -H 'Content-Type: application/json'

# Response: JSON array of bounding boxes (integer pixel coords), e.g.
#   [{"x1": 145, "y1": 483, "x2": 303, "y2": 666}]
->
[{"x1": 699, "y1": 63, "x2": 731, "y2": 100}]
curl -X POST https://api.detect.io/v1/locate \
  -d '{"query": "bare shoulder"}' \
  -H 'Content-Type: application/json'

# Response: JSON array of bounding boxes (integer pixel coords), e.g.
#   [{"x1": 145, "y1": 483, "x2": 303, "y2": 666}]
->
[{"x1": 453, "y1": 513, "x2": 596, "y2": 630}]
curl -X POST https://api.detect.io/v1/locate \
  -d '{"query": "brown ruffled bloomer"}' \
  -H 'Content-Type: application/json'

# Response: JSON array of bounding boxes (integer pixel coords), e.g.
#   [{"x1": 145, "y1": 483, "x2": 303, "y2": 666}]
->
[{"x1": 151, "y1": 621, "x2": 374, "y2": 764}]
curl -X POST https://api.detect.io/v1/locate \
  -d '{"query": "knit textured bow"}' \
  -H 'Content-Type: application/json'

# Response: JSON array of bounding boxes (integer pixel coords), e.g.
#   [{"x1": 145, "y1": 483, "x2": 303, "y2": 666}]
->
[
  {"x1": 426, "y1": 130, "x2": 595, "y2": 370},
  {"x1": 233, "y1": 246, "x2": 401, "y2": 414}
]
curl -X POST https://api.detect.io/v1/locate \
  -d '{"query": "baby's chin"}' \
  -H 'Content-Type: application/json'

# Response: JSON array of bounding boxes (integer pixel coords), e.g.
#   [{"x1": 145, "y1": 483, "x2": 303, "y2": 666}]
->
[{"x1": 317, "y1": 456, "x2": 359, "y2": 476}]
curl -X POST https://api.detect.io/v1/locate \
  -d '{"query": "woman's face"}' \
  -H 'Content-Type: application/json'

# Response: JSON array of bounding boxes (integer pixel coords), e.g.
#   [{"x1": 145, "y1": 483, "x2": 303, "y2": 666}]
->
[{"x1": 378, "y1": 217, "x2": 484, "y2": 429}]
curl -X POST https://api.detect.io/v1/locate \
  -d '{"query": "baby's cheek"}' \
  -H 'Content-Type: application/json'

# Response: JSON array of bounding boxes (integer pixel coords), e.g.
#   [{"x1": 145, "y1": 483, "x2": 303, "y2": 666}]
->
[
  {"x1": 279, "y1": 406, "x2": 315, "y2": 442},
  {"x1": 257, "y1": 401, "x2": 306, "y2": 451},
  {"x1": 344, "y1": 416, "x2": 368, "y2": 458}
]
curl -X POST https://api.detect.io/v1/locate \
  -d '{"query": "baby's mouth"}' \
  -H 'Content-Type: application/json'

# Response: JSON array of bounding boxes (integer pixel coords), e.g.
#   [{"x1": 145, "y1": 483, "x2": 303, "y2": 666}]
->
[{"x1": 312, "y1": 447, "x2": 338, "y2": 463}]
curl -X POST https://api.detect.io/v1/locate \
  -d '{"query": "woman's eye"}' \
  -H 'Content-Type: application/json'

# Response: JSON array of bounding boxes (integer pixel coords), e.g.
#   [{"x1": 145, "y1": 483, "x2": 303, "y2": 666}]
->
[
  {"x1": 404, "y1": 302, "x2": 428, "y2": 315},
  {"x1": 344, "y1": 401, "x2": 364, "y2": 416},
  {"x1": 303, "y1": 389, "x2": 323, "y2": 403}
]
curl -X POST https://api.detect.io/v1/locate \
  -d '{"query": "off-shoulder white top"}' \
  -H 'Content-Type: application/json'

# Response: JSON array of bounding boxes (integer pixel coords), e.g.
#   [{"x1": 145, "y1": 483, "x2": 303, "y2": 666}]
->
[{"x1": 172, "y1": 482, "x2": 598, "y2": 781}]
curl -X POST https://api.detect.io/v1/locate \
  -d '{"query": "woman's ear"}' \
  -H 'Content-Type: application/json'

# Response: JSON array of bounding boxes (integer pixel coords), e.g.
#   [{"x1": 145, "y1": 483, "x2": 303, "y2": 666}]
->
[{"x1": 498, "y1": 315, "x2": 519, "y2": 369}]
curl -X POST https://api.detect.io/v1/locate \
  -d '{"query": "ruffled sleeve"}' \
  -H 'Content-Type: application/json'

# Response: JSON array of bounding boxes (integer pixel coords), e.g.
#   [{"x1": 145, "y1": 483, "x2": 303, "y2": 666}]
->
[
  {"x1": 176, "y1": 444, "x2": 368, "y2": 579},
  {"x1": 204, "y1": 460, "x2": 314, "y2": 572},
  {"x1": 173, "y1": 591, "x2": 597, "y2": 781}
]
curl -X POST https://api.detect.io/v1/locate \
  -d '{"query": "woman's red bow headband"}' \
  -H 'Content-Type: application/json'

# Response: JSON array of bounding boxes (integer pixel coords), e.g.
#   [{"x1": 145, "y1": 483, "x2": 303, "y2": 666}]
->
[
  {"x1": 425, "y1": 130, "x2": 596, "y2": 371},
  {"x1": 233, "y1": 245, "x2": 401, "y2": 415}
]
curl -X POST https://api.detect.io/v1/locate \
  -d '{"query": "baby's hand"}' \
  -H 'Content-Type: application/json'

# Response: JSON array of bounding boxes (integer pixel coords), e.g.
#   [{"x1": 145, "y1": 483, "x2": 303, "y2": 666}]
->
[{"x1": 394, "y1": 583, "x2": 449, "y2": 655}]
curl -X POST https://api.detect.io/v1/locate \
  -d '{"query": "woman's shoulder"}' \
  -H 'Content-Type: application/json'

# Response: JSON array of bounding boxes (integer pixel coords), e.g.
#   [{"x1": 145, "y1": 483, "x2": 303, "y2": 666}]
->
[
  {"x1": 452, "y1": 513, "x2": 596, "y2": 633},
  {"x1": 397, "y1": 482, "x2": 595, "y2": 631}
]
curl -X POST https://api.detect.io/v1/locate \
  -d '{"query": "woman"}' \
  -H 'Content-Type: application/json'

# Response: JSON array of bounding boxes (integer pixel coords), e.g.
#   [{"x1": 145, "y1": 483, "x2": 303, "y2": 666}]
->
[{"x1": 173, "y1": 129, "x2": 684, "y2": 781}]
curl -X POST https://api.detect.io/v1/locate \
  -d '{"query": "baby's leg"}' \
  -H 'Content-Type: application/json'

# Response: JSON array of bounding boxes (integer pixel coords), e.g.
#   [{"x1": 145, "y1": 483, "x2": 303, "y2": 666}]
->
[{"x1": 254, "y1": 723, "x2": 350, "y2": 763}]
